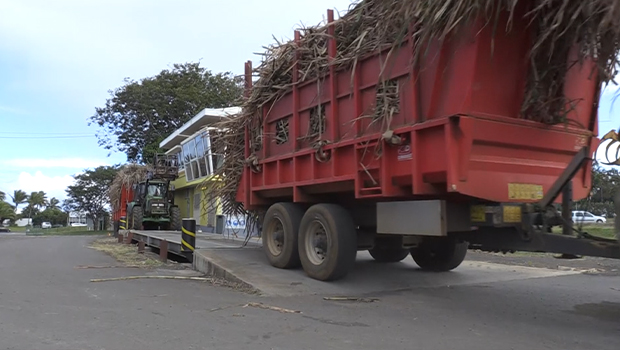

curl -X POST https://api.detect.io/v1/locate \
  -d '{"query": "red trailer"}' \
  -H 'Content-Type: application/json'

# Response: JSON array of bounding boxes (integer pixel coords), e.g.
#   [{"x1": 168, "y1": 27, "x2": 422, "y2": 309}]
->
[
  {"x1": 236, "y1": 5, "x2": 620, "y2": 281},
  {"x1": 112, "y1": 185, "x2": 134, "y2": 234}
]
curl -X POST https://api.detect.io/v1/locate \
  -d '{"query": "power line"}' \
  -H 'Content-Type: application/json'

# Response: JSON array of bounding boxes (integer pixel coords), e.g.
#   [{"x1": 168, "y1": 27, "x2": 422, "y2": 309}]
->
[
  {"x1": 0, "y1": 131, "x2": 94, "y2": 135},
  {"x1": 0, "y1": 135, "x2": 95, "y2": 139}
]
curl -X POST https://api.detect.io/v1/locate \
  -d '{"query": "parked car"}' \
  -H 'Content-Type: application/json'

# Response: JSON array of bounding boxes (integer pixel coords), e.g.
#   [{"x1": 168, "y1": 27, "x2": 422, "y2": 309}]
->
[{"x1": 572, "y1": 211, "x2": 606, "y2": 224}]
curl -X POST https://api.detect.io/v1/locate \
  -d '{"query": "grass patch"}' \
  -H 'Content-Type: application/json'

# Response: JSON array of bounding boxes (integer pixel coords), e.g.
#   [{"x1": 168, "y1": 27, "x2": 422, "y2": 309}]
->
[
  {"x1": 89, "y1": 237, "x2": 164, "y2": 268},
  {"x1": 12, "y1": 226, "x2": 98, "y2": 233},
  {"x1": 552, "y1": 225, "x2": 617, "y2": 240},
  {"x1": 579, "y1": 226, "x2": 617, "y2": 240}
]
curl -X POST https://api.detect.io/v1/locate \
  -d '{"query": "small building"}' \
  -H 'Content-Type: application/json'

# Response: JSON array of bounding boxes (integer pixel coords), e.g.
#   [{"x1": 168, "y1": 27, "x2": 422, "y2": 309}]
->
[
  {"x1": 160, "y1": 107, "x2": 251, "y2": 235},
  {"x1": 14, "y1": 218, "x2": 32, "y2": 227},
  {"x1": 67, "y1": 212, "x2": 94, "y2": 230}
]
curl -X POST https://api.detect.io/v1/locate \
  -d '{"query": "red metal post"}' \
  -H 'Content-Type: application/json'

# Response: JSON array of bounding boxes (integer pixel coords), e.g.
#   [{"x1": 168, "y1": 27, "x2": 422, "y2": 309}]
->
[
  {"x1": 327, "y1": 9, "x2": 338, "y2": 178},
  {"x1": 327, "y1": 9, "x2": 338, "y2": 142},
  {"x1": 292, "y1": 30, "x2": 301, "y2": 151},
  {"x1": 244, "y1": 61, "x2": 252, "y2": 207},
  {"x1": 159, "y1": 240, "x2": 168, "y2": 262},
  {"x1": 292, "y1": 30, "x2": 301, "y2": 196}
]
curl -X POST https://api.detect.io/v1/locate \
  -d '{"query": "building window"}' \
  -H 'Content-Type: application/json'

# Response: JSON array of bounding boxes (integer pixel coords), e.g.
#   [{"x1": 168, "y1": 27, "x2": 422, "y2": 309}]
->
[
  {"x1": 195, "y1": 133, "x2": 205, "y2": 158},
  {"x1": 185, "y1": 164, "x2": 194, "y2": 181},
  {"x1": 179, "y1": 128, "x2": 224, "y2": 183},
  {"x1": 198, "y1": 157, "x2": 208, "y2": 178},
  {"x1": 191, "y1": 160, "x2": 200, "y2": 181}
]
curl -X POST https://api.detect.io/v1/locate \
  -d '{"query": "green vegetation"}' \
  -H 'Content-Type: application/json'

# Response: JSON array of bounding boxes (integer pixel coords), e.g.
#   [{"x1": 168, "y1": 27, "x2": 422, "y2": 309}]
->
[
  {"x1": 14, "y1": 226, "x2": 106, "y2": 236},
  {"x1": 64, "y1": 165, "x2": 119, "y2": 230},
  {"x1": 552, "y1": 224, "x2": 617, "y2": 240},
  {"x1": 90, "y1": 62, "x2": 243, "y2": 163}
]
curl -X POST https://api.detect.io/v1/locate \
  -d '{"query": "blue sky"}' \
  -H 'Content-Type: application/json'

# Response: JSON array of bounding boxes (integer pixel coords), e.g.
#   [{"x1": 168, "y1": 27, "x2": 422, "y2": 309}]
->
[
  {"x1": 0, "y1": 0, "x2": 618, "y2": 202},
  {"x1": 0, "y1": 0, "x2": 355, "y2": 201}
]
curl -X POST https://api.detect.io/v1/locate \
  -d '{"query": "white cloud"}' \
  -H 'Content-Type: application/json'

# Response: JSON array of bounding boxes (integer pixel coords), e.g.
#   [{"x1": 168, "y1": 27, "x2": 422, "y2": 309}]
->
[
  {"x1": 2, "y1": 171, "x2": 75, "y2": 202},
  {"x1": 1, "y1": 158, "x2": 109, "y2": 169},
  {"x1": 0, "y1": 0, "x2": 354, "y2": 107}
]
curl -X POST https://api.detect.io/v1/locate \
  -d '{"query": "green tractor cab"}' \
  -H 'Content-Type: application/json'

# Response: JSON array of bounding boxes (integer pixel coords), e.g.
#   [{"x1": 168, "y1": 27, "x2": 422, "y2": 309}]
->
[{"x1": 127, "y1": 154, "x2": 182, "y2": 231}]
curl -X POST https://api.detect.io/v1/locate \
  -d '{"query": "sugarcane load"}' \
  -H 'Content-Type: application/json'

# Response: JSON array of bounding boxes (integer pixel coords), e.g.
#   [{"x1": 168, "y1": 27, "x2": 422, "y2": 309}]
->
[
  {"x1": 206, "y1": 0, "x2": 620, "y2": 281},
  {"x1": 110, "y1": 154, "x2": 182, "y2": 234}
]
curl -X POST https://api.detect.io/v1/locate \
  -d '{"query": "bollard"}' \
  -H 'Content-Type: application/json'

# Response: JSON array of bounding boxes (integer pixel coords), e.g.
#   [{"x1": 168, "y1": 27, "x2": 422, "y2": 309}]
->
[
  {"x1": 138, "y1": 241, "x2": 145, "y2": 254},
  {"x1": 160, "y1": 240, "x2": 168, "y2": 262},
  {"x1": 125, "y1": 231, "x2": 134, "y2": 245},
  {"x1": 181, "y1": 218, "x2": 196, "y2": 255},
  {"x1": 117, "y1": 234, "x2": 123, "y2": 243}
]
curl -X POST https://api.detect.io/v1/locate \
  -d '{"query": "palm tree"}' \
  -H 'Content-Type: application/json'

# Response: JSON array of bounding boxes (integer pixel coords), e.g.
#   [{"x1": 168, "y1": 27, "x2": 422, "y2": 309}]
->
[
  {"x1": 10, "y1": 190, "x2": 28, "y2": 213},
  {"x1": 0, "y1": 201, "x2": 15, "y2": 224},
  {"x1": 26, "y1": 191, "x2": 47, "y2": 224},
  {"x1": 28, "y1": 191, "x2": 48, "y2": 210},
  {"x1": 48, "y1": 197, "x2": 60, "y2": 210}
]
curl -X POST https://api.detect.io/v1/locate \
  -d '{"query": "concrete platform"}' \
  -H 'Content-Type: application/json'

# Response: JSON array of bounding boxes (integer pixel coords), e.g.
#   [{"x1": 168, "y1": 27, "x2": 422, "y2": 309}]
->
[
  {"x1": 193, "y1": 246, "x2": 584, "y2": 297},
  {"x1": 119, "y1": 229, "x2": 260, "y2": 259}
]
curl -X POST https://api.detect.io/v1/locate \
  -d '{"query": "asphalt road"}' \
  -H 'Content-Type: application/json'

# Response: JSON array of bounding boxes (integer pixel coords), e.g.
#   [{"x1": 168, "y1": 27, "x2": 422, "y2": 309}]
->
[{"x1": 0, "y1": 235, "x2": 618, "y2": 350}]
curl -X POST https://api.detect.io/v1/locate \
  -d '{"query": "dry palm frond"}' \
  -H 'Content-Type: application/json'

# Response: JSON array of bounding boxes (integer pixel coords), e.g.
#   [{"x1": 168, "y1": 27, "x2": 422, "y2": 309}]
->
[
  {"x1": 109, "y1": 163, "x2": 151, "y2": 211},
  {"x1": 207, "y1": 0, "x2": 620, "y2": 220}
]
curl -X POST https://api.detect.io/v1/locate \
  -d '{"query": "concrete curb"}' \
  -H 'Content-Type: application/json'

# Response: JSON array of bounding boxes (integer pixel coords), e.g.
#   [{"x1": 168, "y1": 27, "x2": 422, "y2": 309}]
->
[{"x1": 193, "y1": 249, "x2": 257, "y2": 292}]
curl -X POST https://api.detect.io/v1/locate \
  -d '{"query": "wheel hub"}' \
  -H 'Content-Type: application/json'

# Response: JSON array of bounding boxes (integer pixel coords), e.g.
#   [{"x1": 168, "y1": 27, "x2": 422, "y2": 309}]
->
[
  {"x1": 266, "y1": 218, "x2": 285, "y2": 257},
  {"x1": 306, "y1": 221, "x2": 329, "y2": 265}
]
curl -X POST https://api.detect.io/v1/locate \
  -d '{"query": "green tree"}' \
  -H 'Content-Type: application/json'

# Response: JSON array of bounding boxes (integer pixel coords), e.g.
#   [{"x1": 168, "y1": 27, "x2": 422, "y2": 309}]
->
[
  {"x1": 575, "y1": 164, "x2": 620, "y2": 217},
  {"x1": 0, "y1": 190, "x2": 5, "y2": 202},
  {"x1": 9, "y1": 190, "x2": 28, "y2": 213},
  {"x1": 64, "y1": 166, "x2": 119, "y2": 231},
  {"x1": 48, "y1": 197, "x2": 60, "y2": 210},
  {"x1": 89, "y1": 62, "x2": 243, "y2": 163},
  {"x1": 33, "y1": 208, "x2": 68, "y2": 226},
  {"x1": 0, "y1": 201, "x2": 15, "y2": 224},
  {"x1": 19, "y1": 204, "x2": 40, "y2": 220}
]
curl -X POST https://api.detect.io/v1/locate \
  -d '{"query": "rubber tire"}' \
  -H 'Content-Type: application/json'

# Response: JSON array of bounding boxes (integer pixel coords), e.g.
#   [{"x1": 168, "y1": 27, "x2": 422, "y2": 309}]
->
[
  {"x1": 298, "y1": 204, "x2": 357, "y2": 281},
  {"x1": 411, "y1": 238, "x2": 468, "y2": 272},
  {"x1": 369, "y1": 247, "x2": 410, "y2": 263},
  {"x1": 262, "y1": 203, "x2": 304, "y2": 269},
  {"x1": 131, "y1": 206, "x2": 143, "y2": 230},
  {"x1": 170, "y1": 206, "x2": 182, "y2": 231}
]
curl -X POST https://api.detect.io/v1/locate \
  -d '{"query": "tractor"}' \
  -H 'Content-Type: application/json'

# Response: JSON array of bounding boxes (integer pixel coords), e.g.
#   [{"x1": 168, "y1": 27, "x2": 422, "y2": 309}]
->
[{"x1": 127, "y1": 154, "x2": 182, "y2": 231}]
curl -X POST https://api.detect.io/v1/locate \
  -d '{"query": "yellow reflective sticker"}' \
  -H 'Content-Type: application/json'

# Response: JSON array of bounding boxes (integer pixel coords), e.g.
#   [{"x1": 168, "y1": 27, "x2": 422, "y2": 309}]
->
[
  {"x1": 471, "y1": 205, "x2": 486, "y2": 222},
  {"x1": 508, "y1": 183, "x2": 543, "y2": 200},
  {"x1": 503, "y1": 206, "x2": 522, "y2": 223}
]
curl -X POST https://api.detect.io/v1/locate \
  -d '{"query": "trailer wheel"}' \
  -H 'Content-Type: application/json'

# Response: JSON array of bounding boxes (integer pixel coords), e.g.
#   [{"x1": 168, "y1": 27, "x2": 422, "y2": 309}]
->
[
  {"x1": 410, "y1": 238, "x2": 468, "y2": 272},
  {"x1": 131, "y1": 206, "x2": 143, "y2": 230},
  {"x1": 262, "y1": 203, "x2": 304, "y2": 269},
  {"x1": 369, "y1": 247, "x2": 410, "y2": 263},
  {"x1": 298, "y1": 204, "x2": 357, "y2": 281},
  {"x1": 170, "y1": 206, "x2": 182, "y2": 231}
]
